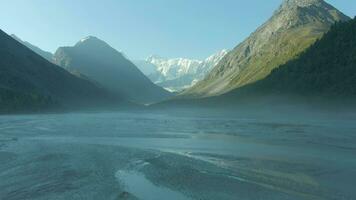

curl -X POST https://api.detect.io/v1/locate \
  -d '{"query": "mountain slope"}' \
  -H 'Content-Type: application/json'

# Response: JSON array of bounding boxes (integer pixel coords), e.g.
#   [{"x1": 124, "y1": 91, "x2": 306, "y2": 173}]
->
[
  {"x1": 135, "y1": 50, "x2": 228, "y2": 92},
  {"x1": 181, "y1": 0, "x2": 349, "y2": 98},
  {"x1": 158, "y1": 18, "x2": 356, "y2": 109},
  {"x1": 238, "y1": 18, "x2": 356, "y2": 97},
  {"x1": 53, "y1": 36, "x2": 172, "y2": 104},
  {"x1": 11, "y1": 34, "x2": 53, "y2": 62},
  {"x1": 0, "y1": 30, "x2": 123, "y2": 112}
]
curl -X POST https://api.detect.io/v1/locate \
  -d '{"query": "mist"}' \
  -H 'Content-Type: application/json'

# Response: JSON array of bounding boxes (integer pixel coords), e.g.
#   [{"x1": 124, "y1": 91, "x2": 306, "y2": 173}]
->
[{"x1": 1, "y1": 0, "x2": 356, "y2": 199}]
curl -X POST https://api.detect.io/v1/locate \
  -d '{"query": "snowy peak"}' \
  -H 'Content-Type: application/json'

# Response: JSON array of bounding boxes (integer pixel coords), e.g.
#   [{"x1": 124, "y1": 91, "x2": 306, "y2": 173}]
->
[
  {"x1": 135, "y1": 50, "x2": 229, "y2": 92},
  {"x1": 146, "y1": 55, "x2": 163, "y2": 62},
  {"x1": 144, "y1": 50, "x2": 228, "y2": 80}
]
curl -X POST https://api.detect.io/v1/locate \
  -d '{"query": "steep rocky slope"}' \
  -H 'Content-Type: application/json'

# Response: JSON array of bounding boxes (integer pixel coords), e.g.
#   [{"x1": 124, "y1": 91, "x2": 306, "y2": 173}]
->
[{"x1": 182, "y1": 0, "x2": 349, "y2": 98}]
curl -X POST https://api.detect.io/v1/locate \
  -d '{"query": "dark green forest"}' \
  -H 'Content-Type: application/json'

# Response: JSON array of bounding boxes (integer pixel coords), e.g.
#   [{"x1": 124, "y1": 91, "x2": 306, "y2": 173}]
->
[
  {"x1": 258, "y1": 17, "x2": 356, "y2": 97},
  {"x1": 225, "y1": 17, "x2": 356, "y2": 101},
  {"x1": 0, "y1": 29, "x2": 123, "y2": 113},
  {"x1": 0, "y1": 88, "x2": 55, "y2": 113}
]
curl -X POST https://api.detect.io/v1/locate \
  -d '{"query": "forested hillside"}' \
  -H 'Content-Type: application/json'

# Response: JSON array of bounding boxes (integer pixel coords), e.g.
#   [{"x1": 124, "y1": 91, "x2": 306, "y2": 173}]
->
[{"x1": 250, "y1": 18, "x2": 356, "y2": 97}]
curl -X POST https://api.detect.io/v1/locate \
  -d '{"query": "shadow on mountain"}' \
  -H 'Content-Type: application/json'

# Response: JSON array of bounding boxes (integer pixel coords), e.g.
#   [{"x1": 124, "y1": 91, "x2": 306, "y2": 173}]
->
[
  {"x1": 53, "y1": 36, "x2": 172, "y2": 105},
  {"x1": 0, "y1": 30, "x2": 137, "y2": 114},
  {"x1": 154, "y1": 18, "x2": 356, "y2": 114}
]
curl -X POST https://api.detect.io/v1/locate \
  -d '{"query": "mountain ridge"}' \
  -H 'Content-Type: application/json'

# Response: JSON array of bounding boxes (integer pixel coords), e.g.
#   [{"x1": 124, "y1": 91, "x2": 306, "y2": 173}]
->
[
  {"x1": 0, "y1": 30, "x2": 125, "y2": 112},
  {"x1": 54, "y1": 36, "x2": 172, "y2": 104},
  {"x1": 135, "y1": 49, "x2": 229, "y2": 92},
  {"x1": 181, "y1": 0, "x2": 350, "y2": 98},
  {"x1": 156, "y1": 17, "x2": 356, "y2": 110},
  {"x1": 11, "y1": 34, "x2": 54, "y2": 62}
]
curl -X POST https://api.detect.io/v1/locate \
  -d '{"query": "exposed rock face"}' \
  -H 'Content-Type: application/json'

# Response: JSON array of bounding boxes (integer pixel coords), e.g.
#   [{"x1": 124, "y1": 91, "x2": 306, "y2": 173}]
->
[{"x1": 181, "y1": 0, "x2": 349, "y2": 98}]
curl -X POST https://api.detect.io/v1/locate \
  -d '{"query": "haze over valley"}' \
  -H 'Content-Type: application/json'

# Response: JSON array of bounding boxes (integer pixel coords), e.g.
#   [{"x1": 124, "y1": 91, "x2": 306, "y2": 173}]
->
[{"x1": 0, "y1": 0, "x2": 355, "y2": 200}]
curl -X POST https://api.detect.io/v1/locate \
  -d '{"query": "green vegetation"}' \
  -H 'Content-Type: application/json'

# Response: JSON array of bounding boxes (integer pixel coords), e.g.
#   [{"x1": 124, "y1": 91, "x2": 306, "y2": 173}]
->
[
  {"x1": 11, "y1": 34, "x2": 54, "y2": 62},
  {"x1": 0, "y1": 29, "x2": 122, "y2": 113},
  {"x1": 0, "y1": 88, "x2": 55, "y2": 113},
  {"x1": 228, "y1": 25, "x2": 323, "y2": 90},
  {"x1": 142, "y1": 18, "x2": 356, "y2": 109},
  {"x1": 181, "y1": 0, "x2": 349, "y2": 98},
  {"x1": 255, "y1": 18, "x2": 356, "y2": 97}
]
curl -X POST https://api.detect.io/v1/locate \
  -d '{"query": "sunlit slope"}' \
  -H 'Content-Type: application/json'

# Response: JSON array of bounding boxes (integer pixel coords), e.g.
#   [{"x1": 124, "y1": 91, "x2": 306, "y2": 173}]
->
[
  {"x1": 157, "y1": 18, "x2": 356, "y2": 109},
  {"x1": 236, "y1": 18, "x2": 356, "y2": 97},
  {"x1": 181, "y1": 0, "x2": 349, "y2": 98}
]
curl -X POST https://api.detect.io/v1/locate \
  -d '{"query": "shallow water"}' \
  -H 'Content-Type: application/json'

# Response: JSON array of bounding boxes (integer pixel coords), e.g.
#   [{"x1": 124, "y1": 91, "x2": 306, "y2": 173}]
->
[
  {"x1": 0, "y1": 111, "x2": 355, "y2": 200},
  {"x1": 116, "y1": 170, "x2": 191, "y2": 200}
]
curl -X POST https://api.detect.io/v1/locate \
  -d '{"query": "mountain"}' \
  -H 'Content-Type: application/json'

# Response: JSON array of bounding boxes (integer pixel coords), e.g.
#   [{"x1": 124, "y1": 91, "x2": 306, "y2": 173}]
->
[
  {"x1": 11, "y1": 34, "x2": 53, "y2": 62},
  {"x1": 181, "y1": 0, "x2": 350, "y2": 98},
  {"x1": 135, "y1": 50, "x2": 228, "y2": 92},
  {"x1": 238, "y1": 18, "x2": 356, "y2": 98},
  {"x1": 0, "y1": 30, "x2": 123, "y2": 113},
  {"x1": 53, "y1": 36, "x2": 172, "y2": 104},
  {"x1": 158, "y1": 17, "x2": 356, "y2": 110},
  {"x1": 133, "y1": 59, "x2": 157, "y2": 76}
]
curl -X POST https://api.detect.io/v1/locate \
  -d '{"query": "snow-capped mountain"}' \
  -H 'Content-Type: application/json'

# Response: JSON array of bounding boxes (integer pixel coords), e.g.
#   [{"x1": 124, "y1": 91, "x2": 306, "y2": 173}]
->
[{"x1": 135, "y1": 49, "x2": 229, "y2": 92}]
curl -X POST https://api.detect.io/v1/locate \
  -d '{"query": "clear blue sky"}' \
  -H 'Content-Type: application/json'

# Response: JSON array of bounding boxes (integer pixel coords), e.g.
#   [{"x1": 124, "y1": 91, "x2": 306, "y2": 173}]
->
[{"x1": 0, "y1": 0, "x2": 355, "y2": 59}]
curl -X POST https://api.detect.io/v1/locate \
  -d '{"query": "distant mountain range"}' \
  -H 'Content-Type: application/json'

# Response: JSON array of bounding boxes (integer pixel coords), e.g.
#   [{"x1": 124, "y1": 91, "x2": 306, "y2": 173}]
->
[
  {"x1": 0, "y1": 30, "x2": 124, "y2": 113},
  {"x1": 1, "y1": 0, "x2": 355, "y2": 113},
  {"x1": 134, "y1": 50, "x2": 228, "y2": 92},
  {"x1": 9, "y1": 35, "x2": 172, "y2": 104},
  {"x1": 53, "y1": 36, "x2": 172, "y2": 104},
  {"x1": 181, "y1": 0, "x2": 350, "y2": 98}
]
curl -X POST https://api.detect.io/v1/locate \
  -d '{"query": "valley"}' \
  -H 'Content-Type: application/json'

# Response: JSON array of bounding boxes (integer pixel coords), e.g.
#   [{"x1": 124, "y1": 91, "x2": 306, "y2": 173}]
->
[{"x1": 0, "y1": 0, "x2": 355, "y2": 200}]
